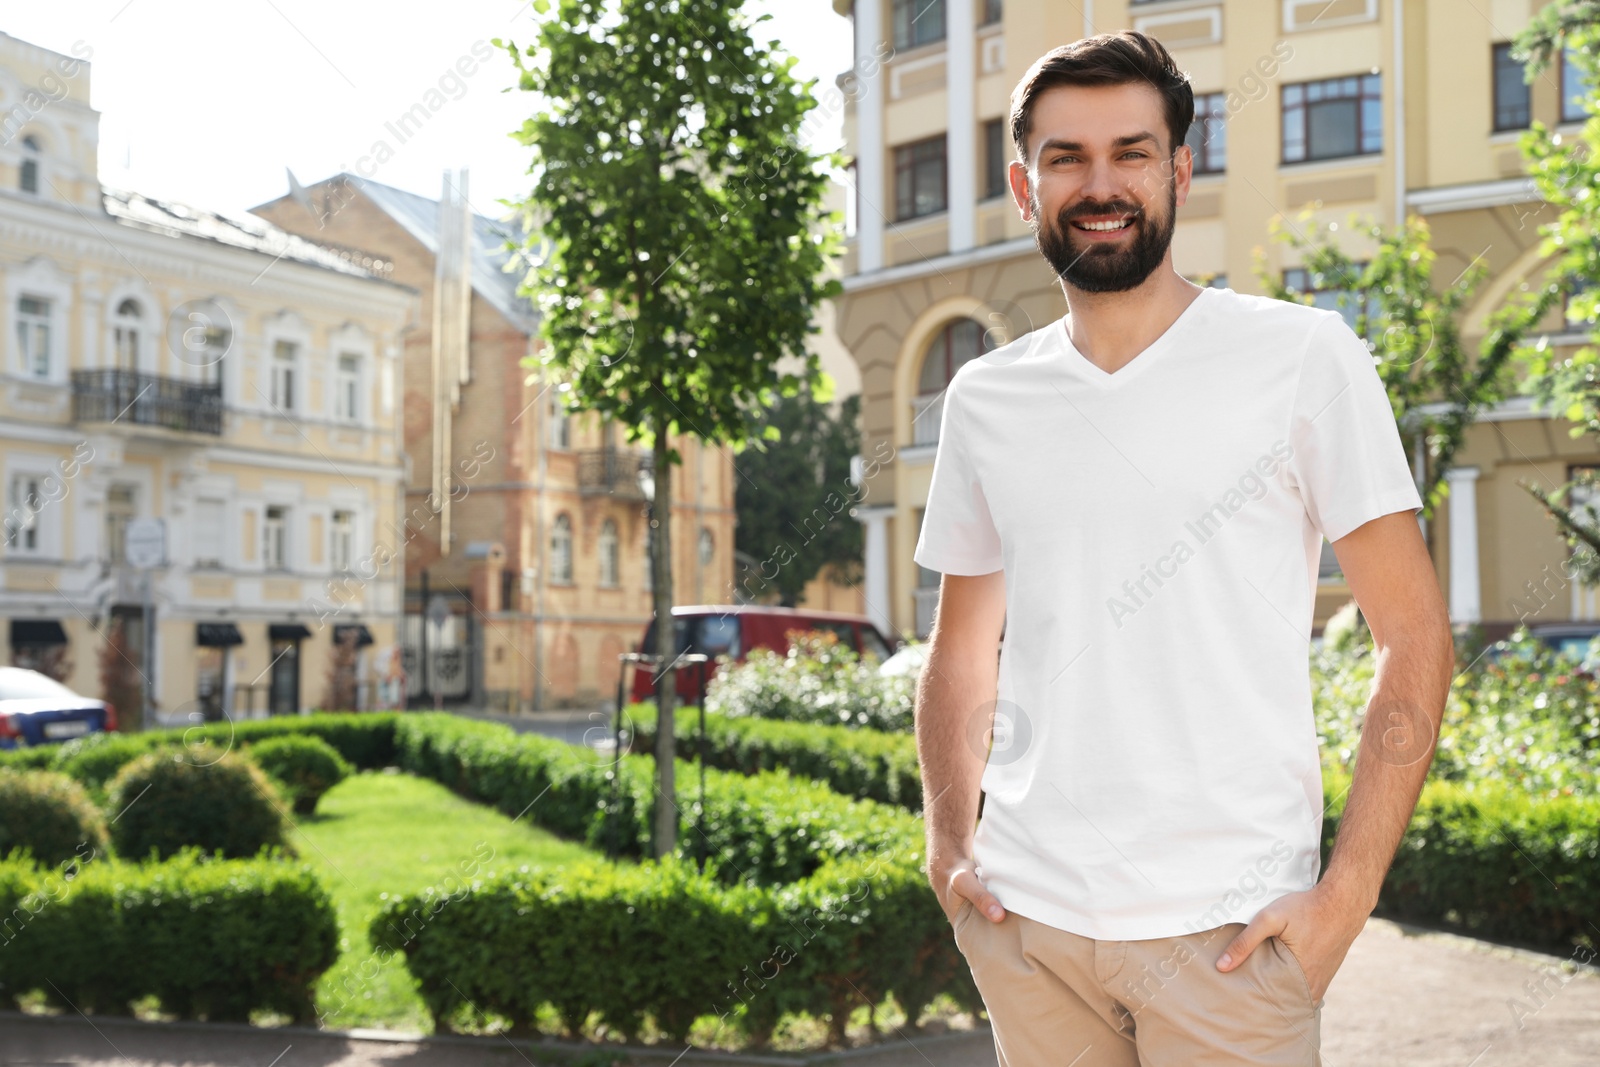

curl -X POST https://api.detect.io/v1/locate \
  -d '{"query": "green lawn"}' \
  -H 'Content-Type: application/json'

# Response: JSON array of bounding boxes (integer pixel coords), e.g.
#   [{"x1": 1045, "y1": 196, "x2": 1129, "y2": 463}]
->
[{"x1": 292, "y1": 769, "x2": 606, "y2": 1033}]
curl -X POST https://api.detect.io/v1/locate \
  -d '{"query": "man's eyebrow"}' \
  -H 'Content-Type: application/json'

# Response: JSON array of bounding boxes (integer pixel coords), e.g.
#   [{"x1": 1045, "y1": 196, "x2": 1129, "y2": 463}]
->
[{"x1": 1037, "y1": 132, "x2": 1161, "y2": 155}]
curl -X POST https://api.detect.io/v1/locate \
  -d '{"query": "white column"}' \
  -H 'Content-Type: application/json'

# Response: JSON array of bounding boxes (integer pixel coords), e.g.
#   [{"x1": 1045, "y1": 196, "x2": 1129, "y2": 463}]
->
[
  {"x1": 856, "y1": 0, "x2": 885, "y2": 272},
  {"x1": 1447, "y1": 467, "x2": 1481, "y2": 624},
  {"x1": 947, "y1": 0, "x2": 976, "y2": 253},
  {"x1": 858, "y1": 504, "x2": 893, "y2": 636}
]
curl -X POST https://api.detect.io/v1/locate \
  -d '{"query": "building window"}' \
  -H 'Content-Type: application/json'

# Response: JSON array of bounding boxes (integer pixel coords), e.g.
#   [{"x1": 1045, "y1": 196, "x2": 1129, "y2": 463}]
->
[
  {"x1": 892, "y1": 0, "x2": 945, "y2": 50},
  {"x1": 699, "y1": 527, "x2": 714, "y2": 567},
  {"x1": 19, "y1": 135, "x2": 39, "y2": 194},
  {"x1": 598, "y1": 519, "x2": 619, "y2": 587},
  {"x1": 195, "y1": 499, "x2": 224, "y2": 568},
  {"x1": 1186, "y1": 92, "x2": 1227, "y2": 174},
  {"x1": 5, "y1": 475, "x2": 44, "y2": 553},
  {"x1": 17, "y1": 296, "x2": 51, "y2": 379},
  {"x1": 983, "y1": 118, "x2": 1009, "y2": 200},
  {"x1": 1492, "y1": 43, "x2": 1531, "y2": 131},
  {"x1": 336, "y1": 353, "x2": 360, "y2": 422},
  {"x1": 113, "y1": 298, "x2": 143, "y2": 372},
  {"x1": 264, "y1": 505, "x2": 288, "y2": 570},
  {"x1": 1283, "y1": 265, "x2": 1381, "y2": 336},
  {"x1": 980, "y1": 0, "x2": 1002, "y2": 25},
  {"x1": 547, "y1": 390, "x2": 571, "y2": 450},
  {"x1": 271, "y1": 340, "x2": 297, "y2": 412},
  {"x1": 1282, "y1": 74, "x2": 1382, "y2": 164},
  {"x1": 1560, "y1": 44, "x2": 1590, "y2": 123},
  {"x1": 914, "y1": 319, "x2": 994, "y2": 445},
  {"x1": 330, "y1": 510, "x2": 354, "y2": 572},
  {"x1": 550, "y1": 513, "x2": 574, "y2": 584},
  {"x1": 106, "y1": 484, "x2": 136, "y2": 565},
  {"x1": 894, "y1": 134, "x2": 948, "y2": 221}
]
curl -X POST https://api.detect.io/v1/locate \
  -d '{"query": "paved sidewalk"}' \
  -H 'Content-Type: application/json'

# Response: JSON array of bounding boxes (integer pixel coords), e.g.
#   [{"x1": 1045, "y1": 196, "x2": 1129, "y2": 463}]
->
[{"x1": 3, "y1": 917, "x2": 1595, "y2": 1066}]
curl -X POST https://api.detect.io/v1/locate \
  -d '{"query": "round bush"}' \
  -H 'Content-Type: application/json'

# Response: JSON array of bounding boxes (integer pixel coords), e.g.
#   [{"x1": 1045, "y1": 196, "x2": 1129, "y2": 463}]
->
[
  {"x1": 105, "y1": 750, "x2": 293, "y2": 862},
  {"x1": 246, "y1": 735, "x2": 351, "y2": 815},
  {"x1": 0, "y1": 770, "x2": 108, "y2": 867}
]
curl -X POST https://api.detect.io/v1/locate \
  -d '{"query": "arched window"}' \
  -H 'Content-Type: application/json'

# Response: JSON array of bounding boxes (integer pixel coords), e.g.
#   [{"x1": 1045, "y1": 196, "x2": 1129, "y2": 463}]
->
[
  {"x1": 698, "y1": 527, "x2": 714, "y2": 567},
  {"x1": 598, "y1": 518, "x2": 619, "y2": 587},
  {"x1": 913, "y1": 318, "x2": 993, "y2": 445},
  {"x1": 19, "y1": 135, "x2": 40, "y2": 194},
  {"x1": 113, "y1": 298, "x2": 143, "y2": 372},
  {"x1": 550, "y1": 513, "x2": 573, "y2": 584}
]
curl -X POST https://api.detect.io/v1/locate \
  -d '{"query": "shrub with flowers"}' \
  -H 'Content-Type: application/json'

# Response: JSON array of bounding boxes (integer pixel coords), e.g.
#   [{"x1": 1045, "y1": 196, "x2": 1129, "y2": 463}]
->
[{"x1": 707, "y1": 631, "x2": 916, "y2": 732}]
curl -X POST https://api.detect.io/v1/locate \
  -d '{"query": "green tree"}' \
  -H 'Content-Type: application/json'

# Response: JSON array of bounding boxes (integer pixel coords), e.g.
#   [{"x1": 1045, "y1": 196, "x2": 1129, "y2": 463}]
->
[
  {"x1": 1253, "y1": 212, "x2": 1563, "y2": 521},
  {"x1": 1511, "y1": 1, "x2": 1600, "y2": 576},
  {"x1": 732, "y1": 385, "x2": 864, "y2": 606},
  {"x1": 496, "y1": 0, "x2": 843, "y2": 856}
]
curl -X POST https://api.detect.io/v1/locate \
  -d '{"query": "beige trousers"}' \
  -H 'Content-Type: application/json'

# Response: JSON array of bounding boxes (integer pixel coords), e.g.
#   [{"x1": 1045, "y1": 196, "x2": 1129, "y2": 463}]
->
[{"x1": 953, "y1": 899, "x2": 1324, "y2": 1066}]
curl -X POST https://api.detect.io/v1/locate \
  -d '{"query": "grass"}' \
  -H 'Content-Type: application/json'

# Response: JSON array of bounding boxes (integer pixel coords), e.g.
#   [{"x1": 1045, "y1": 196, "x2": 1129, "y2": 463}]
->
[{"x1": 292, "y1": 769, "x2": 606, "y2": 1033}]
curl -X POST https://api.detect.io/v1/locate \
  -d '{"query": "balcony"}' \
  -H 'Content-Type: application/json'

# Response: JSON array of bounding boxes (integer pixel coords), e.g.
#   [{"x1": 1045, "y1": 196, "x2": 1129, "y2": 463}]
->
[
  {"x1": 72, "y1": 370, "x2": 223, "y2": 435},
  {"x1": 577, "y1": 447, "x2": 651, "y2": 499}
]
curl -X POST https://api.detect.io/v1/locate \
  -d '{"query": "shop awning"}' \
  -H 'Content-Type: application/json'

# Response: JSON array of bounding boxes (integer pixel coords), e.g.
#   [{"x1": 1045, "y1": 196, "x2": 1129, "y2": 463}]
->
[
  {"x1": 196, "y1": 622, "x2": 243, "y2": 647},
  {"x1": 9, "y1": 619, "x2": 67, "y2": 647},
  {"x1": 269, "y1": 623, "x2": 312, "y2": 641},
  {"x1": 333, "y1": 623, "x2": 374, "y2": 648}
]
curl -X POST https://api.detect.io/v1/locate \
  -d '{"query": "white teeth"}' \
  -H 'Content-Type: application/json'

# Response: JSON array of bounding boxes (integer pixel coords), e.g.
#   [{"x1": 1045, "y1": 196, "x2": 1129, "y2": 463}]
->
[{"x1": 1076, "y1": 218, "x2": 1132, "y2": 231}]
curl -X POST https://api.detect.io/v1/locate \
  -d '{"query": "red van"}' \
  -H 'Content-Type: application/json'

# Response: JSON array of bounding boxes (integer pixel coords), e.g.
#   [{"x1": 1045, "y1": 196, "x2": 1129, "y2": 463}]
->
[{"x1": 628, "y1": 604, "x2": 901, "y2": 705}]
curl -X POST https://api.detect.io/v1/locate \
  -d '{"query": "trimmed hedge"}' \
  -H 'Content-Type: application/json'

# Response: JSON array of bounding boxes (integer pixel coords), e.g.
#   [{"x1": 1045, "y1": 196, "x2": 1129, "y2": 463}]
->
[
  {"x1": 1322, "y1": 768, "x2": 1600, "y2": 949},
  {"x1": 0, "y1": 770, "x2": 108, "y2": 868},
  {"x1": 628, "y1": 702, "x2": 922, "y2": 810},
  {"x1": 373, "y1": 714, "x2": 976, "y2": 1044},
  {"x1": 0, "y1": 848, "x2": 339, "y2": 1021},
  {"x1": 106, "y1": 751, "x2": 292, "y2": 862},
  {"x1": 0, "y1": 712, "x2": 399, "y2": 795},
  {"x1": 248, "y1": 735, "x2": 352, "y2": 815}
]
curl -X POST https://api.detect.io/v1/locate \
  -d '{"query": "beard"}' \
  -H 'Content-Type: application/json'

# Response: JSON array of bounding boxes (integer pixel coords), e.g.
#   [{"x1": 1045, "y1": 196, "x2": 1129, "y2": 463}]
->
[{"x1": 1030, "y1": 176, "x2": 1177, "y2": 294}]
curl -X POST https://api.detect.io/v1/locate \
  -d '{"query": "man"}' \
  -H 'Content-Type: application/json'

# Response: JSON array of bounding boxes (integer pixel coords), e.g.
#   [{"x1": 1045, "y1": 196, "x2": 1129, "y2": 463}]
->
[{"x1": 912, "y1": 30, "x2": 1455, "y2": 1067}]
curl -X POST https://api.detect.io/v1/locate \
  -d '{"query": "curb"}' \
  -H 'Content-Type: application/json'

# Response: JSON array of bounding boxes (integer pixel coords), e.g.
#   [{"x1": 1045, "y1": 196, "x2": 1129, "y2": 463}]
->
[{"x1": 0, "y1": 1009, "x2": 994, "y2": 1066}]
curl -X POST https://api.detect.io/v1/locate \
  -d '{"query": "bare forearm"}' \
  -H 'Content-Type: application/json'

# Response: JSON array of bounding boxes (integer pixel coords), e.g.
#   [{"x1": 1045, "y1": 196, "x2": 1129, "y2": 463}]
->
[
  {"x1": 1321, "y1": 630, "x2": 1453, "y2": 912},
  {"x1": 915, "y1": 642, "x2": 997, "y2": 876}
]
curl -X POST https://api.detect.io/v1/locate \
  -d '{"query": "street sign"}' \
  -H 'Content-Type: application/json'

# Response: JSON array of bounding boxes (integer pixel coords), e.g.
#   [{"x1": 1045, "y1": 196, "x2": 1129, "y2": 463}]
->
[{"x1": 125, "y1": 518, "x2": 166, "y2": 569}]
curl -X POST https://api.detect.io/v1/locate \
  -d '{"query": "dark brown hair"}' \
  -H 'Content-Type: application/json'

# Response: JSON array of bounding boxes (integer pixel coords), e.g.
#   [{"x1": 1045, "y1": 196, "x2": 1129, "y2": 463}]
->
[{"x1": 1009, "y1": 31, "x2": 1194, "y2": 169}]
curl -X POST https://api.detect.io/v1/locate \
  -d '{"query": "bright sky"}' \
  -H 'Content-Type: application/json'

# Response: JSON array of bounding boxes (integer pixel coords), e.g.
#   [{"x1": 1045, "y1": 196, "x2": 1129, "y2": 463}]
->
[{"x1": 4, "y1": 0, "x2": 853, "y2": 219}]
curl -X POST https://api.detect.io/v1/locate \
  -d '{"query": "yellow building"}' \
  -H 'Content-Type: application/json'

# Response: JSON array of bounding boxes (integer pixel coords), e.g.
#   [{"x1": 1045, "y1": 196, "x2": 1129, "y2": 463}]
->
[
  {"x1": 0, "y1": 32, "x2": 414, "y2": 721},
  {"x1": 832, "y1": 0, "x2": 1599, "y2": 640}
]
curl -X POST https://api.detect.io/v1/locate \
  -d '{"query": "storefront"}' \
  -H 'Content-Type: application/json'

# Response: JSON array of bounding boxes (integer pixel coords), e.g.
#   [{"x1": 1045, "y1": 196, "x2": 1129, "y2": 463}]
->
[{"x1": 195, "y1": 622, "x2": 242, "y2": 721}]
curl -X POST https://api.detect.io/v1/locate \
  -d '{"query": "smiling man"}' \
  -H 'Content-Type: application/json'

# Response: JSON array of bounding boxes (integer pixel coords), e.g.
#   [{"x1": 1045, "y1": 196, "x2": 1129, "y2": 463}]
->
[{"x1": 911, "y1": 30, "x2": 1455, "y2": 1067}]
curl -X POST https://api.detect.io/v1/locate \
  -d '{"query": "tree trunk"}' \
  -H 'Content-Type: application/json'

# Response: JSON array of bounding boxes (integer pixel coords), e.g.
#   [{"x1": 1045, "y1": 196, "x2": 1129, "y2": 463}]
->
[{"x1": 651, "y1": 420, "x2": 677, "y2": 858}]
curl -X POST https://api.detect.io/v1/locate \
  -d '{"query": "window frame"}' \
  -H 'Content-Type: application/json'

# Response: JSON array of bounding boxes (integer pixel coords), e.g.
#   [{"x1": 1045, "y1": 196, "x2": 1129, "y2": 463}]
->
[
  {"x1": 5, "y1": 474, "x2": 44, "y2": 554},
  {"x1": 270, "y1": 339, "x2": 298, "y2": 413},
  {"x1": 1282, "y1": 263, "x2": 1382, "y2": 338},
  {"x1": 1491, "y1": 42, "x2": 1532, "y2": 132},
  {"x1": 19, "y1": 134, "x2": 39, "y2": 195},
  {"x1": 1186, "y1": 91, "x2": 1228, "y2": 175},
  {"x1": 263, "y1": 505, "x2": 289, "y2": 571},
  {"x1": 16, "y1": 295, "x2": 52, "y2": 379},
  {"x1": 1559, "y1": 44, "x2": 1591, "y2": 124},
  {"x1": 891, "y1": 0, "x2": 946, "y2": 50},
  {"x1": 1281, "y1": 73, "x2": 1383, "y2": 164},
  {"x1": 893, "y1": 133, "x2": 949, "y2": 222},
  {"x1": 550, "y1": 512, "x2": 574, "y2": 585},
  {"x1": 983, "y1": 118, "x2": 1009, "y2": 200},
  {"x1": 330, "y1": 509, "x2": 354, "y2": 573},
  {"x1": 336, "y1": 352, "x2": 361, "y2": 423}
]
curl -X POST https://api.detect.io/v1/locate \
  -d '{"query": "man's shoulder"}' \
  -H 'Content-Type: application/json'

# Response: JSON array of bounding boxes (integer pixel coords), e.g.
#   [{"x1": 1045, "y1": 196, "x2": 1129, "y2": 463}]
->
[{"x1": 1210, "y1": 286, "x2": 1338, "y2": 335}]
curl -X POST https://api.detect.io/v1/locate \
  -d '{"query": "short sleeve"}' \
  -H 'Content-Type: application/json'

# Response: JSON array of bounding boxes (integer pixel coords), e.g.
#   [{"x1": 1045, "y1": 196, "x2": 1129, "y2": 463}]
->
[
  {"x1": 913, "y1": 381, "x2": 1004, "y2": 574},
  {"x1": 1286, "y1": 313, "x2": 1424, "y2": 543}
]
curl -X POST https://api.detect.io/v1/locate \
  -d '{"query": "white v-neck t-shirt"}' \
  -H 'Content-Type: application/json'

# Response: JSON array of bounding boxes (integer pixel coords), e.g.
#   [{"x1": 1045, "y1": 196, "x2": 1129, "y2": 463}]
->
[{"x1": 912, "y1": 284, "x2": 1424, "y2": 941}]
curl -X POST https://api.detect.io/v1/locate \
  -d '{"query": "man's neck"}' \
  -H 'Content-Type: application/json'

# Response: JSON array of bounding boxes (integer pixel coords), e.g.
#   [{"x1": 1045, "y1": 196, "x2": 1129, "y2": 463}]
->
[{"x1": 1062, "y1": 270, "x2": 1205, "y2": 375}]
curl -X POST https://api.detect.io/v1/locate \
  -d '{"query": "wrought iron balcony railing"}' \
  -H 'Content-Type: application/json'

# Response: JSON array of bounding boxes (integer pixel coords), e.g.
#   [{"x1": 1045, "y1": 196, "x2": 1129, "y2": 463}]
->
[
  {"x1": 576, "y1": 447, "x2": 651, "y2": 499},
  {"x1": 72, "y1": 369, "x2": 224, "y2": 435}
]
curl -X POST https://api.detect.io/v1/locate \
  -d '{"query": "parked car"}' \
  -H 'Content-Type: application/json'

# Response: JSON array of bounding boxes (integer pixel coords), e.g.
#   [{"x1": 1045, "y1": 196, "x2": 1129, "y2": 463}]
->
[
  {"x1": 0, "y1": 667, "x2": 117, "y2": 749},
  {"x1": 629, "y1": 605, "x2": 901, "y2": 704},
  {"x1": 1476, "y1": 623, "x2": 1600, "y2": 672}
]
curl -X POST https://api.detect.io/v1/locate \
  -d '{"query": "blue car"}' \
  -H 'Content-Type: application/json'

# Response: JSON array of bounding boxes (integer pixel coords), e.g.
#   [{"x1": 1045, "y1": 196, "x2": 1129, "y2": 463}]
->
[{"x1": 0, "y1": 667, "x2": 117, "y2": 749}]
